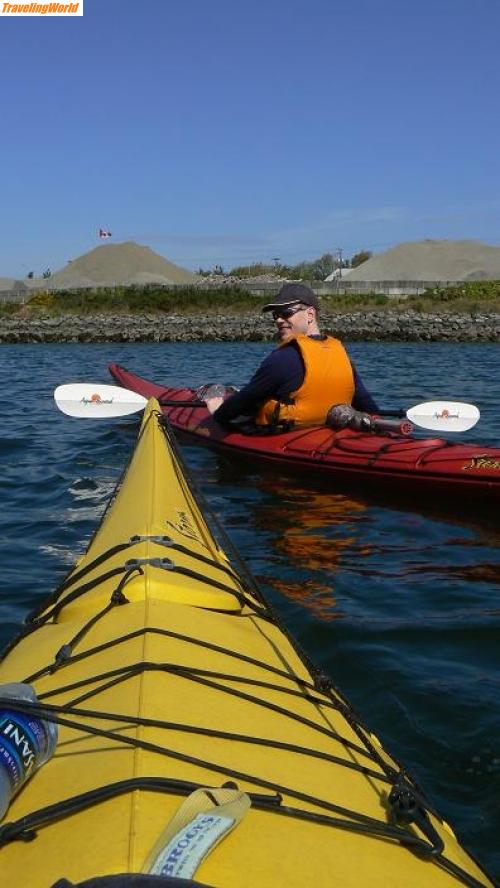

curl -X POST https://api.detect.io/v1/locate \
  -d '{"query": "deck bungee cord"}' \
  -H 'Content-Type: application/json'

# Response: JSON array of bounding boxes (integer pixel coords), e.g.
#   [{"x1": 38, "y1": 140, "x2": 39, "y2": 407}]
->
[
  {"x1": 0, "y1": 402, "x2": 494, "y2": 887},
  {"x1": 0, "y1": 647, "x2": 487, "y2": 885}
]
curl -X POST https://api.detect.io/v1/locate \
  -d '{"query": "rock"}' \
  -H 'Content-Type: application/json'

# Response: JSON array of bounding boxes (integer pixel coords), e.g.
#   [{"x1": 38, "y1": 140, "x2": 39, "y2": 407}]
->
[{"x1": 0, "y1": 311, "x2": 498, "y2": 343}]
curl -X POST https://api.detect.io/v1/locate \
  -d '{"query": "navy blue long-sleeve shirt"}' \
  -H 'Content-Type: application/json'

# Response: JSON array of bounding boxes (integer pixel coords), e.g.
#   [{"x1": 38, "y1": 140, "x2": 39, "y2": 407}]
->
[{"x1": 213, "y1": 337, "x2": 379, "y2": 424}]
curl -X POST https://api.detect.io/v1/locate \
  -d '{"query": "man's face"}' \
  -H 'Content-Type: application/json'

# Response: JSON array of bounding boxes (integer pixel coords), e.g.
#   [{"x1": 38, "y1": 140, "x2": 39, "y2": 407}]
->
[{"x1": 272, "y1": 303, "x2": 313, "y2": 342}]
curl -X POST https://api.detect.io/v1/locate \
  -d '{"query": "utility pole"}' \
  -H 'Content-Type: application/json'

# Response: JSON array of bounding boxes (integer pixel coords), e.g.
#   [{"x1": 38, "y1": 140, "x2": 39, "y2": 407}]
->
[{"x1": 336, "y1": 248, "x2": 343, "y2": 279}]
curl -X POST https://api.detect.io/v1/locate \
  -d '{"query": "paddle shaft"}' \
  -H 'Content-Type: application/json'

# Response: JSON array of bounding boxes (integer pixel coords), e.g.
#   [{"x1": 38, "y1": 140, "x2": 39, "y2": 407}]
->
[
  {"x1": 54, "y1": 384, "x2": 480, "y2": 431},
  {"x1": 159, "y1": 401, "x2": 468, "y2": 435},
  {"x1": 377, "y1": 409, "x2": 405, "y2": 418},
  {"x1": 159, "y1": 398, "x2": 205, "y2": 407}
]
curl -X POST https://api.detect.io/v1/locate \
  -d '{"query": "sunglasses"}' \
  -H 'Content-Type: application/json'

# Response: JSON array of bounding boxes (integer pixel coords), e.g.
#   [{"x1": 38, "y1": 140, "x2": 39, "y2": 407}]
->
[{"x1": 271, "y1": 304, "x2": 306, "y2": 321}]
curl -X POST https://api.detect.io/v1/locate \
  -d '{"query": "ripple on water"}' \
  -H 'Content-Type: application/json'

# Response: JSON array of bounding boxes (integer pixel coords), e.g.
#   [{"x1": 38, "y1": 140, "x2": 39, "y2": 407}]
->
[{"x1": 0, "y1": 341, "x2": 498, "y2": 880}]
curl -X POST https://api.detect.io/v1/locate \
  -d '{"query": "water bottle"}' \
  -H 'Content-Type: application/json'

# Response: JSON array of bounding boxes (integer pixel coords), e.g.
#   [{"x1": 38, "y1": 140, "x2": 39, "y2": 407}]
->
[
  {"x1": 0, "y1": 682, "x2": 58, "y2": 820},
  {"x1": 196, "y1": 383, "x2": 228, "y2": 401}
]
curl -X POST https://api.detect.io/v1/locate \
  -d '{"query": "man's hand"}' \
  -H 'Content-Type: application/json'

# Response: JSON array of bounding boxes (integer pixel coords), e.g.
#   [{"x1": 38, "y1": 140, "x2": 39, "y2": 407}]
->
[{"x1": 205, "y1": 396, "x2": 225, "y2": 415}]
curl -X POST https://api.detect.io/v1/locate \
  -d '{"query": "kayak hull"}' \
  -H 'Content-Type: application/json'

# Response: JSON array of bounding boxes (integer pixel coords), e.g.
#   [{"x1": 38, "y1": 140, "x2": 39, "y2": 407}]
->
[
  {"x1": 109, "y1": 364, "x2": 500, "y2": 505},
  {"x1": 0, "y1": 400, "x2": 493, "y2": 886}
]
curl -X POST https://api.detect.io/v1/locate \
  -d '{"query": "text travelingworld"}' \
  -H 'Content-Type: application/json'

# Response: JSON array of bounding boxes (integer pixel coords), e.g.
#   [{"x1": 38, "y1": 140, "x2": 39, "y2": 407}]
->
[{"x1": 1, "y1": 2, "x2": 81, "y2": 13}]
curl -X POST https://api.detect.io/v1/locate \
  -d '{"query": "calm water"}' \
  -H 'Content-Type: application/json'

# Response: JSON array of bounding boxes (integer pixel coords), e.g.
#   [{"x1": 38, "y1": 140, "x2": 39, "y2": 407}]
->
[{"x1": 0, "y1": 341, "x2": 499, "y2": 879}]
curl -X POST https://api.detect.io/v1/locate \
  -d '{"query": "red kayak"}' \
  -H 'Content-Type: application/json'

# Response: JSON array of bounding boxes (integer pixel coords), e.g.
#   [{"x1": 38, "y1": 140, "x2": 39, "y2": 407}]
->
[{"x1": 109, "y1": 364, "x2": 500, "y2": 505}]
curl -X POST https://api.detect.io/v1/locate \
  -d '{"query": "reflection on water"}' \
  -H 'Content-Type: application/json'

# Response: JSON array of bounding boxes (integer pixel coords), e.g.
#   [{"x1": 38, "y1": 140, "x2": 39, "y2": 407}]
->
[
  {"x1": 201, "y1": 442, "x2": 499, "y2": 880},
  {"x1": 0, "y1": 341, "x2": 499, "y2": 879},
  {"x1": 403, "y1": 562, "x2": 500, "y2": 582},
  {"x1": 252, "y1": 483, "x2": 368, "y2": 621},
  {"x1": 210, "y1": 457, "x2": 500, "y2": 630},
  {"x1": 270, "y1": 578, "x2": 339, "y2": 621}
]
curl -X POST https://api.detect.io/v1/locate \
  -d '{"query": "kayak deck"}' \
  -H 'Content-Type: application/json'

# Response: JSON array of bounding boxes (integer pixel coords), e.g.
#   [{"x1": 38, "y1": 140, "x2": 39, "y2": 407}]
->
[
  {"x1": 109, "y1": 364, "x2": 500, "y2": 505},
  {"x1": 0, "y1": 401, "x2": 493, "y2": 886}
]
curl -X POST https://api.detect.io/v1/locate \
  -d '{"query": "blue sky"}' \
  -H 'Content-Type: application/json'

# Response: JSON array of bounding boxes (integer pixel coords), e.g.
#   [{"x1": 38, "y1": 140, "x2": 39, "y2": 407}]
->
[{"x1": 1, "y1": 0, "x2": 499, "y2": 275}]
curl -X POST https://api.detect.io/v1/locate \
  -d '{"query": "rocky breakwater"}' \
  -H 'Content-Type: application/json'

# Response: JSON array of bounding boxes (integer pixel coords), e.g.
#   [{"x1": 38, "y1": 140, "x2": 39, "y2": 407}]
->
[
  {"x1": 0, "y1": 313, "x2": 274, "y2": 343},
  {"x1": 0, "y1": 310, "x2": 498, "y2": 343},
  {"x1": 323, "y1": 310, "x2": 499, "y2": 342}
]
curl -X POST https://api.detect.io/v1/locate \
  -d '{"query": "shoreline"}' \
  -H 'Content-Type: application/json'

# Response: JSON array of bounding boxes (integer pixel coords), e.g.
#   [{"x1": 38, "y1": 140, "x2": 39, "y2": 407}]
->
[{"x1": 0, "y1": 310, "x2": 498, "y2": 343}]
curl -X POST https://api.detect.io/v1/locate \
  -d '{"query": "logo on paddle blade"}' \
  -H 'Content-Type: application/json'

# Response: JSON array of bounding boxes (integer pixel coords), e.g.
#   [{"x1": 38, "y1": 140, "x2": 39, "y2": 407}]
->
[
  {"x1": 434, "y1": 409, "x2": 459, "y2": 420},
  {"x1": 81, "y1": 393, "x2": 114, "y2": 405}
]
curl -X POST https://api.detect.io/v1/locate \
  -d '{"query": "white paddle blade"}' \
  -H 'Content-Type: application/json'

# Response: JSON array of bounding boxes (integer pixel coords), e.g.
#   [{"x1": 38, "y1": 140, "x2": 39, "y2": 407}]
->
[
  {"x1": 54, "y1": 383, "x2": 147, "y2": 419},
  {"x1": 407, "y1": 401, "x2": 480, "y2": 433}
]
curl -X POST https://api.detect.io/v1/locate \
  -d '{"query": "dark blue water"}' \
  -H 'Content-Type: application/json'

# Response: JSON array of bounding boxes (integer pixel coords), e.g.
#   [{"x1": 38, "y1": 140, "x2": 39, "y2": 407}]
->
[{"x1": 0, "y1": 341, "x2": 499, "y2": 879}]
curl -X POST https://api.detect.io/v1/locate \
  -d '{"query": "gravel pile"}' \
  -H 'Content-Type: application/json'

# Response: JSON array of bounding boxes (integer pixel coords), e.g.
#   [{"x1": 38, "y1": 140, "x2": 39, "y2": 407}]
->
[
  {"x1": 346, "y1": 239, "x2": 500, "y2": 281},
  {"x1": 24, "y1": 242, "x2": 198, "y2": 290},
  {"x1": 0, "y1": 277, "x2": 17, "y2": 290}
]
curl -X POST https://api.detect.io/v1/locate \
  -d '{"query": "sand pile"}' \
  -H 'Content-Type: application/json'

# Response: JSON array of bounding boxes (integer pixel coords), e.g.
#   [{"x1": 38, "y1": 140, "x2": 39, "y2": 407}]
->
[
  {"x1": 26, "y1": 242, "x2": 198, "y2": 290},
  {"x1": 0, "y1": 278, "x2": 29, "y2": 294},
  {"x1": 0, "y1": 277, "x2": 17, "y2": 291},
  {"x1": 346, "y1": 239, "x2": 500, "y2": 281}
]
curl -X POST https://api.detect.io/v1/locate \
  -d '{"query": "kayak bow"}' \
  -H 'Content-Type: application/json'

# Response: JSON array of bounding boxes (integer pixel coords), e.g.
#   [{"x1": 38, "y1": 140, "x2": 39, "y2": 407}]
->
[{"x1": 0, "y1": 401, "x2": 493, "y2": 886}]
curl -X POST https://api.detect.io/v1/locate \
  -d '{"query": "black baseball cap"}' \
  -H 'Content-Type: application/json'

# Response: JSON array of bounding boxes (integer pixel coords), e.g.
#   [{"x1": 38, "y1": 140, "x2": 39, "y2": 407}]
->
[{"x1": 262, "y1": 283, "x2": 320, "y2": 313}]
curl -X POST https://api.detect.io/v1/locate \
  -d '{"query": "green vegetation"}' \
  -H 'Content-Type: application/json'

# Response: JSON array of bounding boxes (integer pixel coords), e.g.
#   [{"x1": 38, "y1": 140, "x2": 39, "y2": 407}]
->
[
  {"x1": 0, "y1": 301, "x2": 22, "y2": 316},
  {"x1": 22, "y1": 285, "x2": 263, "y2": 315},
  {"x1": 421, "y1": 280, "x2": 500, "y2": 302},
  {"x1": 323, "y1": 281, "x2": 500, "y2": 313},
  {"x1": 227, "y1": 262, "x2": 276, "y2": 278},
  {"x1": 228, "y1": 253, "x2": 344, "y2": 281},
  {"x1": 0, "y1": 278, "x2": 498, "y2": 319},
  {"x1": 9, "y1": 285, "x2": 397, "y2": 317},
  {"x1": 199, "y1": 250, "x2": 370, "y2": 278},
  {"x1": 4, "y1": 285, "x2": 392, "y2": 317},
  {"x1": 409, "y1": 280, "x2": 500, "y2": 313},
  {"x1": 350, "y1": 250, "x2": 373, "y2": 268},
  {"x1": 321, "y1": 293, "x2": 390, "y2": 311}
]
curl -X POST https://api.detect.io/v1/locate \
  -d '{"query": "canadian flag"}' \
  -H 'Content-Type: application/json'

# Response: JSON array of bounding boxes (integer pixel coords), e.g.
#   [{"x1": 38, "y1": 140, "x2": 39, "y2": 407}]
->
[{"x1": 98, "y1": 228, "x2": 112, "y2": 239}]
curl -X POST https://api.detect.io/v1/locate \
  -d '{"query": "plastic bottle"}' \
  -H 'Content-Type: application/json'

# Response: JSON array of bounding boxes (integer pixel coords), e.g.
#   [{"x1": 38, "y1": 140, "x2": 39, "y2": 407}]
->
[
  {"x1": 0, "y1": 682, "x2": 58, "y2": 820},
  {"x1": 196, "y1": 383, "x2": 228, "y2": 401}
]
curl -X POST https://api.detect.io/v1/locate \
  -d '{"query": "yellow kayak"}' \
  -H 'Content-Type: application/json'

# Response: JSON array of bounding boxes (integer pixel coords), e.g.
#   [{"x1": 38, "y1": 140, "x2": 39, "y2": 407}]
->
[{"x1": 0, "y1": 400, "x2": 493, "y2": 887}]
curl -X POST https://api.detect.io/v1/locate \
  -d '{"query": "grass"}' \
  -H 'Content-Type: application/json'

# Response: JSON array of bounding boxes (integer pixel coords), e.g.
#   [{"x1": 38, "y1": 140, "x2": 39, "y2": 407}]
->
[
  {"x1": 0, "y1": 280, "x2": 499, "y2": 317},
  {"x1": 14, "y1": 285, "x2": 258, "y2": 314},
  {"x1": 321, "y1": 281, "x2": 500, "y2": 313}
]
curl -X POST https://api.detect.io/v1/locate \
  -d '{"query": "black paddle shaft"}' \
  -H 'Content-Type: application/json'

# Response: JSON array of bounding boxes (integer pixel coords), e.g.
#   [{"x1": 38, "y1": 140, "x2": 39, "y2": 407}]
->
[
  {"x1": 159, "y1": 398, "x2": 205, "y2": 408},
  {"x1": 377, "y1": 408, "x2": 406, "y2": 418},
  {"x1": 159, "y1": 400, "x2": 408, "y2": 418}
]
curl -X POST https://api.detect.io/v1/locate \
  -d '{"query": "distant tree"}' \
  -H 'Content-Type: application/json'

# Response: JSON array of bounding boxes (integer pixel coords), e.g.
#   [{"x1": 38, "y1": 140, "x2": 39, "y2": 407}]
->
[
  {"x1": 288, "y1": 261, "x2": 310, "y2": 280},
  {"x1": 350, "y1": 250, "x2": 372, "y2": 268},
  {"x1": 228, "y1": 252, "x2": 353, "y2": 280},
  {"x1": 287, "y1": 253, "x2": 337, "y2": 280},
  {"x1": 27, "y1": 271, "x2": 34, "y2": 279},
  {"x1": 313, "y1": 253, "x2": 336, "y2": 279},
  {"x1": 229, "y1": 262, "x2": 273, "y2": 278}
]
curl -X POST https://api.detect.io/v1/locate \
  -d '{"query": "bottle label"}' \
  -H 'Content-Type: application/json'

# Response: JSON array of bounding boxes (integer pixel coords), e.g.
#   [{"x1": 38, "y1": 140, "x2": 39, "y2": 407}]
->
[{"x1": 0, "y1": 711, "x2": 48, "y2": 792}]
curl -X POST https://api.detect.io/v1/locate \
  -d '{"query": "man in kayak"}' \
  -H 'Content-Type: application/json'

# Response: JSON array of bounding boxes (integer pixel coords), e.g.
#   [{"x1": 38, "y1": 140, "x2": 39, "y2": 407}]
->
[{"x1": 205, "y1": 282, "x2": 379, "y2": 428}]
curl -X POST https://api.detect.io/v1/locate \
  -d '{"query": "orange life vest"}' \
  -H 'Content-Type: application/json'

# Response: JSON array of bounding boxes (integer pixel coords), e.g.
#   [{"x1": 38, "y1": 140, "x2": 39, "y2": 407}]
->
[{"x1": 255, "y1": 334, "x2": 355, "y2": 427}]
